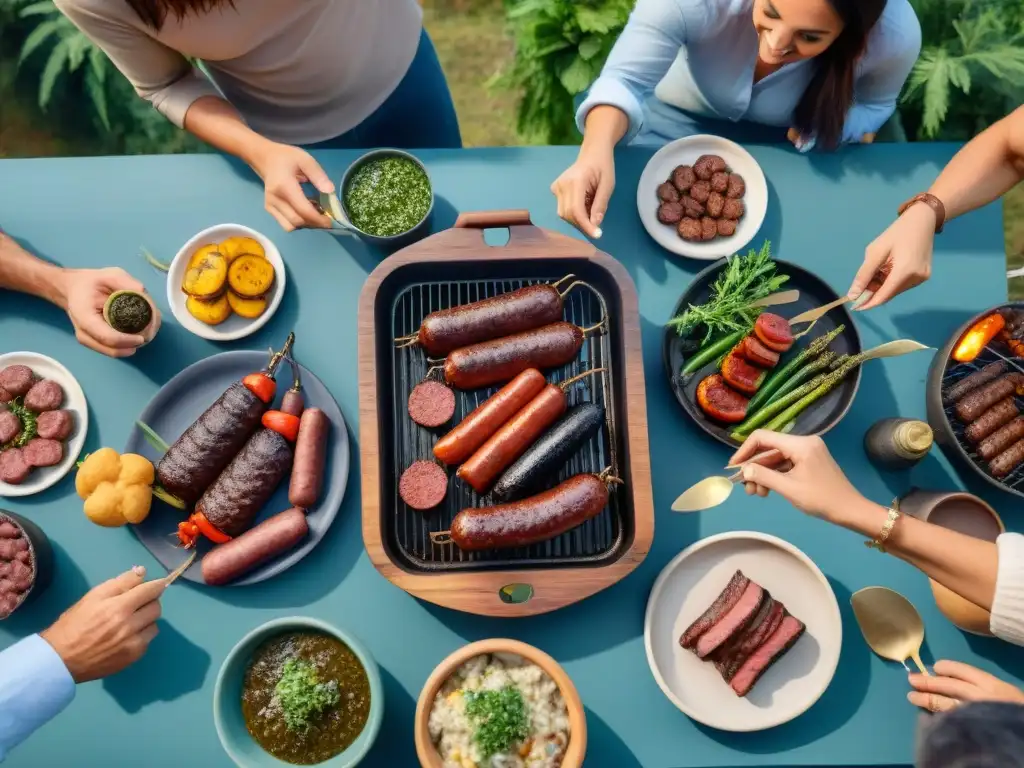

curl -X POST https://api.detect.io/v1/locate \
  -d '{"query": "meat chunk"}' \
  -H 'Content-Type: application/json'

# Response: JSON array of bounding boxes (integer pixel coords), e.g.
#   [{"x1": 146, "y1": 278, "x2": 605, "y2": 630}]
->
[
  {"x1": 0, "y1": 412, "x2": 21, "y2": 445},
  {"x1": 730, "y1": 613, "x2": 806, "y2": 697},
  {"x1": 706, "y1": 191, "x2": 725, "y2": 218},
  {"x1": 689, "y1": 180, "x2": 711, "y2": 204},
  {"x1": 680, "y1": 571, "x2": 749, "y2": 648},
  {"x1": 671, "y1": 165, "x2": 696, "y2": 193},
  {"x1": 0, "y1": 449, "x2": 30, "y2": 485},
  {"x1": 726, "y1": 174, "x2": 746, "y2": 199},
  {"x1": 677, "y1": 217, "x2": 703, "y2": 242},
  {"x1": 694, "y1": 154, "x2": 727, "y2": 180},
  {"x1": 0, "y1": 386, "x2": 11, "y2": 404},
  {"x1": 657, "y1": 181, "x2": 680, "y2": 202},
  {"x1": 701, "y1": 217, "x2": 718, "y2": 241},
  {"x1": 710, "y1": 172, "x2": 729, "y2": 193},
  {"x1": 681, "y1": 196, "x2": 705, "y2": 218},
  {"x1": 35, "y1": 410, "x2": 73, "y2": 441},
  {"x1": 23, "y1": 438, "x2": 63, "y2": 468},
  {"x1": 0, "y1": 366, "x2": 33, "y2": 397},
  {"x1": 722, "y1": 198, "x2": 745, "y2": 220},
  {"x1": 658, "y1": 201, "x2": 684, "y2": 224},
  {"x1": 717, "y1": 219, "x2": 738, "y2": 237},
  {"x1": 23, "y1": 380, "x2": 63, "y2": 412}
]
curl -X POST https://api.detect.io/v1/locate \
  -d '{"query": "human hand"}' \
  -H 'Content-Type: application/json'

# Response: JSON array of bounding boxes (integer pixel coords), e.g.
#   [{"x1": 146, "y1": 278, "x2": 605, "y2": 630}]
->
[
  {"x1": 908, "y1": 660, "x2": 1024, "y2": 713},
  {"x1": 250, "y1": 141, "x2": 333, "y2": 232},
  {"x1": 848, "y1": 202, "x2": 935, "y2": 310},
  {"x1": 62, "y1": 268, "x2": 160, "y2": 357},
  {"x1": 40, "y1": 565, "x2": 166, "y2": 683},
  {"x1": 727, "y1": 430, "x2": 864, "y2": 523},
  {"x1": 551, "y1": 144, "x2": 615, "y2": 239}
]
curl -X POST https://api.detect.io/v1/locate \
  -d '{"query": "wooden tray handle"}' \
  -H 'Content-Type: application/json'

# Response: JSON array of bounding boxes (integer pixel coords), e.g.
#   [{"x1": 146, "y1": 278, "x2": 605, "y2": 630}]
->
[{"x1": 454, "y1": 210, "x2": 532, "y2": 229}]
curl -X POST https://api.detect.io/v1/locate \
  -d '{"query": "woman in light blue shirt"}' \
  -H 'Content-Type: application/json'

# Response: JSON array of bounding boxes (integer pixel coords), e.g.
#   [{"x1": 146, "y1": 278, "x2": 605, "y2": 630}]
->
[{"x1": 552, "y1": 0, "x2": 922, "y2": 237}]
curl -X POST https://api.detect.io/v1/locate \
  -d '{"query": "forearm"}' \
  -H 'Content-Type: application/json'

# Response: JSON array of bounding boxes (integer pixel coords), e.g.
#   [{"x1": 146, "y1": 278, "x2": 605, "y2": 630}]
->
[
  {"x1": 0, "y1": 232, "x2": 69, "y2": 308},
  {"x1": 836, "y1": 497, "x2": 999, "y2": 610},
  {"x1": 182, "y1": 96, "x2": 275, "y2": 171},
  {"x1": 581, "y1": 106, "x2": 629, "y2": 155}
]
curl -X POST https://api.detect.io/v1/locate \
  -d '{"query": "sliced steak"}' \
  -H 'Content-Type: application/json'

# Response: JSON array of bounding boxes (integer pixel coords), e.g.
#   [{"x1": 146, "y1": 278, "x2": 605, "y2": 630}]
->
[
  {"x1": 24, "y1": 380, "x2": 63, "y2": 412},
  {"x1": 0, "y1": 366, "x2": 34, "y2": 397},
  {"x1": 716, "y1": 599, "x2": 785, "y2": 682},
  {"x1": 696, "y1": 581, "x2": 765, "y2": 658},
  {"x1": 730, "y1": 613, "x2": 806, "y2": 697},
  {"x1": 0, "y1": 411, "x2": 21, "y2": 444},
  {"x1": 0, "y1": 448, "x2": 31, "y2": 484},
  {"x1": 680, "y1": 570, "x2": 749, "y2": 649},
  {"x1": 23, "y1": 438, "x2": 63, "y2": 468},
  {"x1": 36, "y1": 410, "x2": 73, "y2": 441}
]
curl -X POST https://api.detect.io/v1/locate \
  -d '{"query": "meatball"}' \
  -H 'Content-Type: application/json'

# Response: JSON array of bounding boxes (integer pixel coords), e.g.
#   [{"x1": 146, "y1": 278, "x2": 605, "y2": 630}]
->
[
  {"x1": 693, "y1": 154, "x2": 727, "y2": 180},
  {"x1": 0, "y1": 366, "x2": 33, "y2": 398},
  {"x1": 689, "y1": 180, "x2": 711, "y2": 204},
  {"x1": 681, "y1": 196, "x2": 705, "y2": 218},
  {"x1": 722, "y1": 198, "x2": 745, "y2": 220},
  {"x1": 0, "y1": 386, "x2": 11, "y2": 404},
  {"x1": 671, "y1": 165, "x2": 696, "y2": 193},
  {"x1": 706, "y1": 192, "x2": 725, "y2": 218},
  {"x1": 0, "y1": 411, "x2": 20, "y2": 444},
  {"x1": 677, "y1": 217, "x2": 703, "y2": 242},
  {"x1": 36, "y1": 410, "x2": 73, "y2": 441},
  {"x1": 658, "y1": 201, "x2": 684, "y2": 224},
  {"x1": 701, "y1": 217, "x2": 719, "y2": 241},
  {"x1": 717, "y1": 219, "x2": 738, "y2": 237},
  {"x1": 657, "y1": 182, "x2": 680, "y2": 202},
  {"x1": 710, "y1": 172, "x2": 729, "y2": 194},
  {"x1": 726, "y1": 174, "x2": 746, "y2": 199}
]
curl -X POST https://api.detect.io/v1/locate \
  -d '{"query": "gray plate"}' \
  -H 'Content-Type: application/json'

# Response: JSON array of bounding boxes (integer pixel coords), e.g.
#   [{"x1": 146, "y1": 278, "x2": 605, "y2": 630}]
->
[{"x1": 125, "y1": 351, "x2": 349, "y2": 586}]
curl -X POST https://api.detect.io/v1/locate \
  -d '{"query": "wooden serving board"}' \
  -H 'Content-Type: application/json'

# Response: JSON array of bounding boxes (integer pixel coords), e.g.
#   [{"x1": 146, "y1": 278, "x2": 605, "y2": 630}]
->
[{"x1": 357, "y1": 210, "x2": 654, "y2": 616}]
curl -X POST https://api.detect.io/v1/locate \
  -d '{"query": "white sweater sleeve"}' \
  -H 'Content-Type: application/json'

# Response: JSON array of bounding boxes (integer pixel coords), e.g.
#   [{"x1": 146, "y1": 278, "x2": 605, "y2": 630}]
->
[{"x1": 991, "y1": 532, "x2": 1024, "y2": 646}]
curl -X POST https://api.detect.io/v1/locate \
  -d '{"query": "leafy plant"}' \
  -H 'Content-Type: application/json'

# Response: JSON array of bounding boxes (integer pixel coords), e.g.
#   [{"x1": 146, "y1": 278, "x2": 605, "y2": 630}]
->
[
  {"x1": 494, "y1": 0, "x2": 633, "y2": 144},
  {"x1": 902, "y1": 0, "x2": 1024, "y2": 140}
]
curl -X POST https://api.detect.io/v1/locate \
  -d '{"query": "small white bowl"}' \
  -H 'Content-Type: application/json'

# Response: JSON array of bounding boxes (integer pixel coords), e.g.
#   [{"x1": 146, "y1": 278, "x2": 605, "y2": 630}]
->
[{"x1": 167, "y1": 224, "x2": 286, "y2": 342}]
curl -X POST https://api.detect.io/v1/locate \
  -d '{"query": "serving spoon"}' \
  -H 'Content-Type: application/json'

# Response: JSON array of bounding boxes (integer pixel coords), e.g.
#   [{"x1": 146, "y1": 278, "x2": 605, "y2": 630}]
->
[
  {"x1": 851, "y1": 586, "x2": 931, "y2": 675},
  {"x1": 671, "y1": 449, "x2": 791, "y2": 512}
]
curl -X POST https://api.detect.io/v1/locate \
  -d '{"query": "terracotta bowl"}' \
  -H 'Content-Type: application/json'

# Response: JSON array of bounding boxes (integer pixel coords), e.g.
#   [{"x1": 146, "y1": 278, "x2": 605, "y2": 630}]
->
[
  {"x1": 900, "y1": 489, "x2": 1005, "y2": 635},
  {"x1": 414, "y1": 639, "x2": 586, "y2": 768}
]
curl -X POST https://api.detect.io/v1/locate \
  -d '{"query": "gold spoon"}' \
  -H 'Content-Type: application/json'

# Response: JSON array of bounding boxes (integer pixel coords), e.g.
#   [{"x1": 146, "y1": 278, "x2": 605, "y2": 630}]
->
[
  {"x1": 851, "y1": 586, "x2": 931, "y2": 675},
  {"x1": 671, "y1": 449, "x2": 791, "y2": 512}
]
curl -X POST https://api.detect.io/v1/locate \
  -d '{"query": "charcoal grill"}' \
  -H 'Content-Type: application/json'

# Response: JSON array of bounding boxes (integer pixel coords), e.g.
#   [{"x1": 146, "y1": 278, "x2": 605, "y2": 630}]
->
[{"x1": 357, "y1": 211, "x2": 654, "y2": 616}]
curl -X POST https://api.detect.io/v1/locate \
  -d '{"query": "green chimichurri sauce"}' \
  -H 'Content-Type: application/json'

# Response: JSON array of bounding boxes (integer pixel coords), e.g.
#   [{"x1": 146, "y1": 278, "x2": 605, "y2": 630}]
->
[
  {"x1": 343, "y1": 156, "x2": 431, "y2": 237},
  {"x1": 242, "y1": 632, "x2": 371, "y2": 765}
]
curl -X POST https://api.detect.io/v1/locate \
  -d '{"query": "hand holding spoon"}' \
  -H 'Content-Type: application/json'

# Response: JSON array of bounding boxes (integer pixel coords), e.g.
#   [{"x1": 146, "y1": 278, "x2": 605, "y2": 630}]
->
[
  {"x1": 851, "y1": 586, "x2": 931, "y2": 675},
  {"x1": 671, "y1": 449, "x2": 792, "y2": 512}
]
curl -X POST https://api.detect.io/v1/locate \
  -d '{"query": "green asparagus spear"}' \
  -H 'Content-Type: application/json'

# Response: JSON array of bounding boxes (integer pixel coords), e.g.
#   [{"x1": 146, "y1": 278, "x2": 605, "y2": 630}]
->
[
  {"x1": 730, "y1": 373, "x2": 829, "y2": 440},
  {"x1": 745, "y1": 325, "x2": 845, "y2": 414},
  {"x1": 764, "y1": 351, "x2": 840, "y2": 407},
  {"x1": 681, "y1": 329, "x2": 748, "y2": 377},
  {"x1": 762, "y1": 358, "x2": 860, "y2": 433}
]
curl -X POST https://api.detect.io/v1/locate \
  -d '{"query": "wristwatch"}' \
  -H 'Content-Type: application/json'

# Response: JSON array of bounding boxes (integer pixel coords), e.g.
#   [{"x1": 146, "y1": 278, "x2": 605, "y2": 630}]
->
[{"x1": 898, "y1": 193, "x2": 946, "y2": 234}]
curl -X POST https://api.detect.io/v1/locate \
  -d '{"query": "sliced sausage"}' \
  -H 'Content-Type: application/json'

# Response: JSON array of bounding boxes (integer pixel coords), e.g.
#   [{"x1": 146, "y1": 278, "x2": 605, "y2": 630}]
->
[
  {"x1": 399, "y1": 461, "x2": 448, "y2": 511},
  {"x1": 289, "y1": 408, "x2": 330, "y2": 509},
  {"x1": 408, "y1": 381, "x2": 456, "y2": 428},
  {"x1": 0, "y1": 366, "x2": 34, "y2": 397},
  {"x1": 35, "y1": 410, "x2": 73, "y2": 441},
  {"x1": 0, "y1": 412, "x2": 21, "y2": 444},
  {"x1": 965, "y1": 398, "x2": 1019, "y2": 443},
  {"x1": 990, "y1": 437, "x2": 1024, "y2": 478},
  {"x1": 979, "y1": 416, "x2": 1024, "y2": 461},
  {"x1": 201, "y1": 507, "x2": 309, "y2": 586},
  {"x1": 956, "y1": 375, "x2": 1024, "y2": 423},
  {"x1": 23, "y1": 380, "x2": 63, "y2": 412},
  {"x1": 943, "y1": 361, "x2": 1008, "y2": 406},
  {"x1": 23, "y1": 438, "x2": 63, "y2": 468},
  {"x1": 0, "y1": 449, "x2": 30, "y2": 484}
]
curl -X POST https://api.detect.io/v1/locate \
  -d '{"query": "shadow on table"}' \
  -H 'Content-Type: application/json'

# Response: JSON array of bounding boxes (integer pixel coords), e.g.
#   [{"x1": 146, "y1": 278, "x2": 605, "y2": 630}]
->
[
  {"x1": 805, "y1": 144, "x2": 935, "y2": 184},
  {"x1": 965, "y1": 631, "x2": 1024, "y2": 683},
  {"x1": 889, "y1": 307, "x2": 976, "y2": 351},
  {"x1": 102, "y1": 620, "x2": 210, "y2": 713},
  {"x1": 584, "y1": 705, "x2": 644, "y2": 768},
  {"x1": 3, "y1": 540, "x2": 88, "y2": 634},
  {"x1": 363, "y1": 665, "x2": 418, "y2": 765},
  {"x1": 697, "y1": 577, "x2": 870, "y2": 753}
]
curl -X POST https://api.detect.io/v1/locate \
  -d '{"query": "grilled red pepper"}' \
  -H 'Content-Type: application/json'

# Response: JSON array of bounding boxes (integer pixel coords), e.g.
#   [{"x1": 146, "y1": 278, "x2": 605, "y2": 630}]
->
[
  {"x1": 177, "y1": 510, "x2": 232, "y2": 548},
  {"x1": 262, "y1": 411, "x2": 300, "y2": 442},
  {"x1": 953, "y1": 314, "x2": 1005, "y2": 363}
]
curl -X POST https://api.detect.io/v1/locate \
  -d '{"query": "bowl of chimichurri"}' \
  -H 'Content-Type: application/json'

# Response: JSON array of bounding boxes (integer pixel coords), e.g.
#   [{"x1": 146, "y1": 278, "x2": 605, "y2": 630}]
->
[
  {"x1": 320, "y1": 149, "x2": 433, "y2": 248},
  {"x1": 214, "y1": 617, "x2": 384, "y2": 767}
]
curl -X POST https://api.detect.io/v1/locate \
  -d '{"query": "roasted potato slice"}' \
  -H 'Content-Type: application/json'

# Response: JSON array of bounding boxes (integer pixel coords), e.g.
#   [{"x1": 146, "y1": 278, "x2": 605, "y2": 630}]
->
[
  {"x1": 227, "y1": 254, "x2": 275, "y2": 298},
  {"x1": 185, "y1": 243, "x2": 221, "y2": 272},
  {"x1": 181, "y1": 252, "x2": 228, "y2": 299},
  {"x1": 226, "y1": 290, "x2": 268, "y2": 319},
  {"x1": 185, "y1": 294, "x2": 231, "y2": 325},
  {"x1": 218, "y1": 236, "x2": 265, "y2": 264}
]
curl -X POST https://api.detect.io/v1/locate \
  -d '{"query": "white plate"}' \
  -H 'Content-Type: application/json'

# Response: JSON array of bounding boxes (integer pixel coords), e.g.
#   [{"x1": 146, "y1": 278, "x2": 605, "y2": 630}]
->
[
  {"x1": 644, "y1": 531, "x2": 841, "y2": 732},
  {"x1": 0, "y1": 352, "x2": 88, "y2": 498},
  {"x1": 636, "y1": 135, "x2": 768, "y2": 260},
  {"x1": 167, "y1": 224, "x2": 286, "y2": 342}
]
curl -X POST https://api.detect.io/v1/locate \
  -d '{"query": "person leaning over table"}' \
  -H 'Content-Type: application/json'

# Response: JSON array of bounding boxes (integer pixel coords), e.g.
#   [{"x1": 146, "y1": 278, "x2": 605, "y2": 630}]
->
[
  {"x1": 849, "y1": 104, "x2": 1024, "y2": 310},
  {"x1": 552, "y1": 0, "x2": 922, "y2": 237},
  {"x1": 730, "y1": 430, "x2": 1024, "y2": 714},
  {"x1": 0, "y1": 229, "x2": 159, "y2": 358},
  {"x1": 53, "y1": 0, "x2": 462, "y2": 234},
  {"x1": 0, "y1": 566, "x2": 166, "y2": 760}
]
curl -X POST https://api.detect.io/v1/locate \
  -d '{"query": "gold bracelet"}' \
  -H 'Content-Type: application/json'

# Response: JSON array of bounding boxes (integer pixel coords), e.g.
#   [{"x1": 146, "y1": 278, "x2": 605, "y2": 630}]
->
[{"x1": 865, "y1": 499, "x2": 901, "y2": 552}]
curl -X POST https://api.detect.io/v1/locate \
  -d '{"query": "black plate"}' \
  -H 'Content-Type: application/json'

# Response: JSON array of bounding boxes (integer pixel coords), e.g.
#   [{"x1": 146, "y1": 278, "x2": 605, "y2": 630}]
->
[
  {"x1": 662, "y1": 258, "x2": 862, "y2": 447},
  {"x1": 926, "y1": 302, "x2": 1024, "y2": 499}
]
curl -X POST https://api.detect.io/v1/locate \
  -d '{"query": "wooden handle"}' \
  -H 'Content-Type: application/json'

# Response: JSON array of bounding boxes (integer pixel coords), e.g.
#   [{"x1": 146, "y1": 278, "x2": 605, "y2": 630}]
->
[{"x1": 454, "y1": 210, "x2": 532, "y2": 229}]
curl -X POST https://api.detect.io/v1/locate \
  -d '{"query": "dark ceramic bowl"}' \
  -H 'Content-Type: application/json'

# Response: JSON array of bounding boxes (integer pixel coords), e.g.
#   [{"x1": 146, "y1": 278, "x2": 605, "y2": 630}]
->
[
  {"x1": 925, "y1": 302, "x2": 1024, "y2": 499},
  {"x1": 0, "y1": 509, "x2": 54, "y2": 618}
]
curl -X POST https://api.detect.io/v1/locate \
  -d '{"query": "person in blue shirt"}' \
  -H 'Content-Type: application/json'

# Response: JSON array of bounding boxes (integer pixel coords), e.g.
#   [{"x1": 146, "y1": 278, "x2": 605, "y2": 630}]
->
[
  {"x1": 552, "y1": 0, "x2": 922, "y2": 238},
  {"x1": 0, "y1": 565, "x2": 165, "y2": 760}
]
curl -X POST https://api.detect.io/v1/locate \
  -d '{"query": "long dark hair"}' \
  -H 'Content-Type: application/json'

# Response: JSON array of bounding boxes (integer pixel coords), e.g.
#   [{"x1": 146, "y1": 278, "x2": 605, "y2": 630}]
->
[
  {"x1": 792, "y1": 0, "x2": 887, "y2": 150},
  {"x1": 124, "y1": 0, "x2": 234, "y2": 31}
]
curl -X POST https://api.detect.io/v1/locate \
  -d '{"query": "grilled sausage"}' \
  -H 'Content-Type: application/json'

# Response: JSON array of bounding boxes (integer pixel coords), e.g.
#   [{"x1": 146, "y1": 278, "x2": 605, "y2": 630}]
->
[
  {"x1": 407, "y1": 381, "x2": 456, "y2": 428},
  {"x1": 201, "y1": 507, "x2": 308, "y2": 586},
  {"x1": 289, "y1": 408, "x2": 329, "y2": 509},
  {"x1": 444, "y1": 322, "x2": 585, "y2": 391},
  {"x1": 990, "y1": 437, "x2": 1024, "y2": 478},
  {"x1": 196, "y1": 429, "x2": 293, "y2": 537},
  {"x1": 157, "y1": 382, "x2": 268, "y2": 505},
  {"x1": 955, "y1": 375, "x2": 1024, "y2": 423},
  {"x1": 433, "y1": 369, "x2": 546, "y2": 466},
  {"x1": 450, "y1": 474, "x2": 610, "y2": 550},
  {"x1": 965, "y1": 397, "x2": 1019, "y2": 443},
  {"x1": 943, "y1": 361, "x2": 1008, "y2": 406},
  {"x1": 979, "y1": 416, "x2": 1024, "y2": 460},
  {"x1": 280, "y1": 389, "x2": 304, "y2": 417},
  {"x1": 414, "y1": 284, "x2": 564, "y2": 357},
  {"x1": 456, "y1": 383, "x2": 567, "y2": 494}
]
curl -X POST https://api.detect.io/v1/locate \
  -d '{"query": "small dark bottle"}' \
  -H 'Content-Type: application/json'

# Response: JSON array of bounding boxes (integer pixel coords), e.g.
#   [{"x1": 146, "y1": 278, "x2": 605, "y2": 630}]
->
[{"x1": 864, "y1": 418, "x2": 933, "y2": 470}]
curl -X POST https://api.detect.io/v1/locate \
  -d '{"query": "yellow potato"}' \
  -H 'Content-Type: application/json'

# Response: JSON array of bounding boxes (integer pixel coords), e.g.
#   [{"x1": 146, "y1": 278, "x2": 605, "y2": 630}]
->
[
  {"x1": 219, "y1": 236, "x2": 265, "y2": 264},
  {"x1": 186, "y1": 243, "x2": 221, "y2": 272},
  {"x1": 186, "y1": 293, "x2": 231, "y2": 325},
  {"x1": 227, "y1": 254, "x2": 275, "y2": 298},
  {"x1": 227, "y1": 290, "x2": 268, "y2": 319},
  {"x1": 181, "y1": 252, "x2": 228, "y2": 299}
]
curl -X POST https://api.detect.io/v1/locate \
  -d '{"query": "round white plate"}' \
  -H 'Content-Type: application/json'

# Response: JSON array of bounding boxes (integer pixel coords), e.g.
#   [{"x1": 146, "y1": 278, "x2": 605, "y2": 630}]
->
[
  {"x1": 636, "y1": 135, "x2": 768, "y2": 260},
  {"x1": 167, "y1": 223, "x2": 286, "y2": 342},
  {"x1": 644, "y1": 531, "x2": 841, "y2": 732},
  {"x1": 0, "y1": 352, "x2": 88, "y2": 498}
]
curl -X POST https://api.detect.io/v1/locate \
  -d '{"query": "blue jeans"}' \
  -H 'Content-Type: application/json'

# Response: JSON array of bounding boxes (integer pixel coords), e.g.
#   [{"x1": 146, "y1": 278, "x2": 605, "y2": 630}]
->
[{"x1": 307, "y1": 29, "x2": 462, "y2": 150}]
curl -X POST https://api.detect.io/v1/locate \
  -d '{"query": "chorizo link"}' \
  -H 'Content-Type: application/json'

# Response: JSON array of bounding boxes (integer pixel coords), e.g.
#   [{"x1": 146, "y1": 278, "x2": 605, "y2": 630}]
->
[
  {"x1": 955, "y1": 375, "x2": 1024, "y2": 423},
  {"x1": 289, "y1": 408, "x2": 330, "y2": 509},
  {"x1": 943, "y1": 361, "x2": 1007, "y2": 406},
  {"x1": 989, "y1": 437, "x2": 1024, "y2": 478},
  {"x1": 965, "y1": 397, "x2": 1019, "y2": 443},
  {"x1": 201, "y1": 507, "x2": 309, "y2": 586},
  {"x1": 980, "y1": 417, "x2": 1024, "y2": 461}
]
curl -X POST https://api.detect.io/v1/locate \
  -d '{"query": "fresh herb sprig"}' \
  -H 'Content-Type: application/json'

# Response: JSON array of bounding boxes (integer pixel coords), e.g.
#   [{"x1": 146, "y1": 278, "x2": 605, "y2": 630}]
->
[
  {"x1": 274, "y1": 659, "x2": 340, "y2": 732},
  {"x1": 667, "y1": 241, "x2": 789, "y2": 344},
  {"x1": 464, "y1": 685, "x2": 530, "y2": 759}
]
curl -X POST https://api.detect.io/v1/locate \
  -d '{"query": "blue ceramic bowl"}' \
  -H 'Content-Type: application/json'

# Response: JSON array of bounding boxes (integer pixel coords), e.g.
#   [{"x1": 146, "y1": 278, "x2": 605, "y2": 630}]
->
[{"x1": 214, "y1": 617, "x2": 384, "y2": 767}]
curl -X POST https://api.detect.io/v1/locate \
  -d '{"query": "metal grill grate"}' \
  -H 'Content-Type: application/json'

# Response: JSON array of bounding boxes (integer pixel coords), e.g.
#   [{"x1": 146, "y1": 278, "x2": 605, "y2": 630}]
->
[{"x1": 386, "y1": 275, "x2": 626, "y2": 571}]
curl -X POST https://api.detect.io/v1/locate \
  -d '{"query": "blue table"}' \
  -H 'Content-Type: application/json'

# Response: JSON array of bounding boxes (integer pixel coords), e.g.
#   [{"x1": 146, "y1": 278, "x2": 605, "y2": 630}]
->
[{"x1": 1, "y1": 145, "x2": 1020, "y2": 768}]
